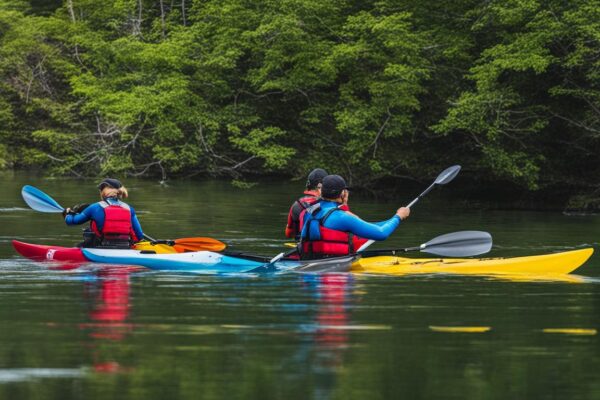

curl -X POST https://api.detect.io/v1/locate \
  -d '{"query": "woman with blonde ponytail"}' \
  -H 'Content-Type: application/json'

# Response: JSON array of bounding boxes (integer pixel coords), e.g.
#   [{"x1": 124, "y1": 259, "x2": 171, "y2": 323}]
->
[
  {"x1": 100, "y1": 185, "x2": 128, "y2": 200},
  {"x1": 64, "y1": 178, "x2": 144, "y2": 248}
]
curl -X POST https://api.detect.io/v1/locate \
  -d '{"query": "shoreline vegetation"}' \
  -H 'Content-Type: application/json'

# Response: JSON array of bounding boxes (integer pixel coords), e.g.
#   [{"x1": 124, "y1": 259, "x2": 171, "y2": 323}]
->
[{"x1": 1, "y1": 0, "x2": 599, "y2": 211}]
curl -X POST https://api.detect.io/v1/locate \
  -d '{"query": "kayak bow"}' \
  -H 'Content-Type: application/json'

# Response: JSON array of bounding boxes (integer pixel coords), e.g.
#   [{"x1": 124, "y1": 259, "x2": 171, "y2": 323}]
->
[
  {"x1": 12, "y1": 240, "x2": 88, "y2": 262},
  {"x1": 12, "y1": 240, "x2": 179, "y2": 263}
]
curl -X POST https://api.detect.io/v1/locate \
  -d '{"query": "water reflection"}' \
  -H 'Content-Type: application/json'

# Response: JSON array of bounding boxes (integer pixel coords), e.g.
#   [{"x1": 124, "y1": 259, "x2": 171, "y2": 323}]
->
[
  {"x1": 0, "y1": 368, "x2": 85, "y2": 383},
  {"x1": 80, "y1": 267, "x2": 137, "y2": 374},
  {"x1": 313, "y1": 274, "x2": 351, "y2": 357},
  {"x1": 299, "y1": 273, "x2": 353, "y2": 399},
  {"x1": 82, "y1": 267, "x2": 133, "y2": 341}
]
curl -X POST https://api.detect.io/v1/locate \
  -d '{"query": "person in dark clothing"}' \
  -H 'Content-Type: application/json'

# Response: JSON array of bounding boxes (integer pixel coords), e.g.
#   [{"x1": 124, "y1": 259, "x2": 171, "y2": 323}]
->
[{"x1": 285, "y1": 168, "x2": 328, "y2": 240}]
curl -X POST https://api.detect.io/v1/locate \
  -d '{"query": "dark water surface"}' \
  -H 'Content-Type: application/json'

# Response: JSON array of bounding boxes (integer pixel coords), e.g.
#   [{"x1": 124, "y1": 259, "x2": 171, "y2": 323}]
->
[{"x1": 1, "y1": 173, "x2": 600, "y2": 400}]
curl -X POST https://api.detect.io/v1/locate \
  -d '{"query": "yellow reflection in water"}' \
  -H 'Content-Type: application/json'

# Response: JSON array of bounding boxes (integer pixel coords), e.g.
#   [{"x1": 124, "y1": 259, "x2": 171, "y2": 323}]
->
[
  {"x1": 429, "y1": 326, "x2": 491, "y2": 333},
  {"x1": 542, "y1": 328, "x2": 597, "y2": 335}
]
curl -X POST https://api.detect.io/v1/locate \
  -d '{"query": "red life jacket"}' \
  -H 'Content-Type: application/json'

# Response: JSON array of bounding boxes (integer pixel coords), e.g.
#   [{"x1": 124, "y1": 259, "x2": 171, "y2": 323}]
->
[
  {"x1": 90, "y1": 201, "x2": 138, "y2": 244},
  {"x1": 293, "y1": 195, "x2": 319, "y2": 230},
  {"x1": 297, "y1": 195, "x2": 319, "y2": 212},
  {"x1": 299, "y1": 205, "x2": 368, "y2": 259},
  {"x1": 285, "y1": 193, "x2": 319, "y2": 239}
]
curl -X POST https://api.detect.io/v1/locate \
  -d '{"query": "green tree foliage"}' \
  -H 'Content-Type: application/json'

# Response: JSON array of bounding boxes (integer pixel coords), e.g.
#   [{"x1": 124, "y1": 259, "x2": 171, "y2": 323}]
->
[
  {"x1": 0, "y1": 0, "x2": 599, "y2": 196},
  {"x1": 434, "y1": 0, "x2": 600, "y2": 190}
]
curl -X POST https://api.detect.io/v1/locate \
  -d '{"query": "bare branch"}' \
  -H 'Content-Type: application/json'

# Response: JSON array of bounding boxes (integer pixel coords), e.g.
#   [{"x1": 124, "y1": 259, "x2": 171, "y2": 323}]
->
[
  {"x1": 66, "y1": 0, "x2": 76, "y2": 22},
  {"x1": 159, "y1": 0, "x2": 166, "y2": 39},
  {"x1": 370, "y1": 109, "x2": 392, "y2": 157}
]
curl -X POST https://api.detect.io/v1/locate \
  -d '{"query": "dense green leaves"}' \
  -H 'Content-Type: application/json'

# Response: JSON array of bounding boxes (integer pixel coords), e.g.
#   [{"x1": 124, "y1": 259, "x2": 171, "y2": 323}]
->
[
  {"x1": 435, "y1": 0, "x2": 600, "y2": 190},
  {"x1": 0, "y1": 0, "x2": 599, "y2": 197}
]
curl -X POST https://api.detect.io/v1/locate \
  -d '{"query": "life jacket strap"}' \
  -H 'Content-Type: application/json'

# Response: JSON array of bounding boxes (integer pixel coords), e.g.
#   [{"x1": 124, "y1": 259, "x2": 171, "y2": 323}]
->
[
  {"x1": 300, "y1": 206, "x2": 349, "y2": 259},
  {"x1": 98, "y1": 200, "x2": 131, "y2": 211}
]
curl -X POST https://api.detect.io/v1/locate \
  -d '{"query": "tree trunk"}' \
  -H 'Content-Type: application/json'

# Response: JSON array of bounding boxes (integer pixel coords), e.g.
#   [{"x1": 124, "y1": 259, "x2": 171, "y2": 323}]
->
[
  {"x1": 181, "y1": 0, "x2": 186, "y2": 26},
  {"x1": 132, "y1": 0, "x2": 143, "y2": 36},
  {"x1": 66, "y1": 0, "x2": 76, "y2": 22},
  {"x1": 159, "y1": 0, "x2": 166, "y2": 38}
]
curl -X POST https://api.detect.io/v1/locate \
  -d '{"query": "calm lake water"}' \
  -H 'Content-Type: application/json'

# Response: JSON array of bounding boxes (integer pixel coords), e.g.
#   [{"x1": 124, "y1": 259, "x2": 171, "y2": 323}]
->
[{"x1": 1, "y1": 172, "x2": 600, "y2": 400}]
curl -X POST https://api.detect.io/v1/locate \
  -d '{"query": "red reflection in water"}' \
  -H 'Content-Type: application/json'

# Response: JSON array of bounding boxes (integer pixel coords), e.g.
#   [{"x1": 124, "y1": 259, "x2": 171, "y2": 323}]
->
[
  {"x1": 296, "y1": 273, "x2": 354, "y2": 399},
  {"x1": 47, "y1": 262, "x2": 83, "y2": 271},
  {"x1": 314, "y1": 273, "x2": 351, "y2": 367},
  {"x1": 93, "y1": 361, "x2": 124, "y2": 374},
  {"x1": 85, "y1": 268, "x2": 134, "y2": 340},
  {"x1": 90, "y1": 269, "x2": 131, "y2": 340},
  {"x1": 80, "y1": 266, "x2": 139, "y2": 374}
]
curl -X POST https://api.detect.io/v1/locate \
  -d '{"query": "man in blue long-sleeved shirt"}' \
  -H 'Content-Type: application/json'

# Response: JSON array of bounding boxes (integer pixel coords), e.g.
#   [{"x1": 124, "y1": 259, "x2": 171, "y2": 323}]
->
[{"x1": 299, "y1": 175, "x2": 409, "y2": 258}]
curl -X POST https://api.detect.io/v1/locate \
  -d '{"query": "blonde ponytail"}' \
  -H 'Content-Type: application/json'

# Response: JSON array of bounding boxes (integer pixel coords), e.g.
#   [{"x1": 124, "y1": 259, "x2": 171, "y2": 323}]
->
[{"x1": 100, "y1": 186, "x2": 129, "y2": 200}]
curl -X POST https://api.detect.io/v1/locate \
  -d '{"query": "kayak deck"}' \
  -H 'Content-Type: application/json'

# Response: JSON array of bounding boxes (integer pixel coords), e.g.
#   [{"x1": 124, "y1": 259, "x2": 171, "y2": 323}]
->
[
  {"x1": 352, "y1": 248, "x2": 594, "y2": 276},
  {"x1": 81, "y1": 248, "x2": 267, "y2": 273}
]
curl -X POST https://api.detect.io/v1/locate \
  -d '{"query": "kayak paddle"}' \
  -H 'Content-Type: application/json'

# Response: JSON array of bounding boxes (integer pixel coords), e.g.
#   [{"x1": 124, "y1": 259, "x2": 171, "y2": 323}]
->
[
  {"x1": 172, "y1": 237, "x2": 226, "y2": 252},
  {"x1": 263, "y1": 244, "x2": 302, "y2": 269},
  {"x1": 360, "y1": 231, "x2": 493, "y2": 258},
  {"x1": 143, "y1": 234, "x2": 227, "y2": 252},
  {"x1": 266, "y1": 251, "x2": 286, "y2": 267},
  {"x1": 357, "y1": 165, "x2": 461, "y2": 253},
  {"x1": 268, "y1": 230, "x2": 491, "y2": 272},
  {"x1": 406, "y1": 164, "x2": 461, "y2": 208},
  {"x1": 22, "y1": 185, "x2": 227, "y2": 252},
  {"x1": 22, "y1": 185, "x2": 65, "y2": 213}
]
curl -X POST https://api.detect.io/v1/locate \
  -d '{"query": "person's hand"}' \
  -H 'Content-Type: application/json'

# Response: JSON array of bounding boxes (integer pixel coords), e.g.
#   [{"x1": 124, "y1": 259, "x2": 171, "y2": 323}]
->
[
  {"x1": 71, "y1": 203, "x2": 89, "y2": 214},
  {"x1": 62, "y1": 208, "x2": 72, "y2": 218},
  {"x1": 396, "y1": 207, "x2": 410, "y2": 220},
  {"x1": 341, "y1": 189, "x2": 349, "y2": 205}
]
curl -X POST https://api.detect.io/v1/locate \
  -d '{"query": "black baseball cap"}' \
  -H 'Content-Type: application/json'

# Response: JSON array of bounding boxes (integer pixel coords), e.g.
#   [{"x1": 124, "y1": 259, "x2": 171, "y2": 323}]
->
[
  {"x1": 306, "y1": 168, "x2": 328, "y2": 189},
  {"x1": 321, "y1": 175, "x2": 350, "y2": 198},
  {"x1": 97, "y1": 178, "x2": 123, "y2": 190}
]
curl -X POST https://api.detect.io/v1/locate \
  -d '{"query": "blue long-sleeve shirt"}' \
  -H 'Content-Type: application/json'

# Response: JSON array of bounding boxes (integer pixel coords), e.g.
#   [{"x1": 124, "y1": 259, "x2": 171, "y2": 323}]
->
[
  {"x1": 301, "y1": 200, "x2": 401, "y2": 241},
  {"x1": 65, "y1": 198, "x2": 144, "y2": 241}
]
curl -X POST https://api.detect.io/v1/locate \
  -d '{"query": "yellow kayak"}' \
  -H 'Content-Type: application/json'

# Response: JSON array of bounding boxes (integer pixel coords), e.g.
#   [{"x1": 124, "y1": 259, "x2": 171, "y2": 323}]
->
[
  {"x1": 133, "y1": 241, "x2": 178, "y2": 254},
  {"x1": 352, "y1": 248, "x2": 594, "y2": 277}
]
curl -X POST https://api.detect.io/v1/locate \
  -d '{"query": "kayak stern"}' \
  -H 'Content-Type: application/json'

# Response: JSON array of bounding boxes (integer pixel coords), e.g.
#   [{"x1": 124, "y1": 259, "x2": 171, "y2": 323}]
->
[{"x1": 352, "y1": 248, "x2": 594, "y2": 276}]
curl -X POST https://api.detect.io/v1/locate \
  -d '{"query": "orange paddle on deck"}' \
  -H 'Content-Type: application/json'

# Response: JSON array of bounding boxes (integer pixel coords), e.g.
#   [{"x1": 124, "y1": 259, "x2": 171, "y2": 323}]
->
[
  {"x1": 172, "y1": 237, "x2": 226, "y2": 252},
  {"x1": 143, "y1": 234, "x2": 227, "y2": 252}
]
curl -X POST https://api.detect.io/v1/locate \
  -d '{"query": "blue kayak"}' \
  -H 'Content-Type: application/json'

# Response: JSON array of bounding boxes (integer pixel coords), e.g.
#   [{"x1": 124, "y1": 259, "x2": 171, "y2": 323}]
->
[
  {"x1": 81, "y1": 248, "x2": 357, "y2": 274},
  {"x1": 81, "y1": 248, "x2": 273, "y2": 273}
]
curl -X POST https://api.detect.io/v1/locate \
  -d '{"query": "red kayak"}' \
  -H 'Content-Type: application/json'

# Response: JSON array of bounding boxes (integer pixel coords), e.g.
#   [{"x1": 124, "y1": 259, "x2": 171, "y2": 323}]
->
[{"x1": 12, "y1": 240, "x2": 87, "y2": 263}]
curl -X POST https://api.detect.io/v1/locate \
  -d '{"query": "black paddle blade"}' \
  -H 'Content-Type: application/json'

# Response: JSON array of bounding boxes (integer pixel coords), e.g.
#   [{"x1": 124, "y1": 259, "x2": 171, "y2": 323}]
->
[
  {"x1": 434, "y1": 165, "x2": 461, "y2": 185},
  {"x1": 422, "y1": 230, "x2": 492, "y2": 257}
]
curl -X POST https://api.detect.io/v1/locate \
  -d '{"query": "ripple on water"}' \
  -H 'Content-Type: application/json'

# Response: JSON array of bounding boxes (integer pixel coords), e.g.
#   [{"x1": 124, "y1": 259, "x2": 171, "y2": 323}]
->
[{"x1": 0, "y1": 368, "x2": 85, "y2": 383}]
